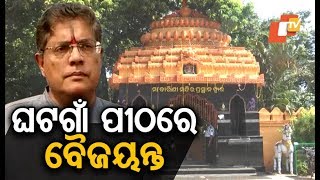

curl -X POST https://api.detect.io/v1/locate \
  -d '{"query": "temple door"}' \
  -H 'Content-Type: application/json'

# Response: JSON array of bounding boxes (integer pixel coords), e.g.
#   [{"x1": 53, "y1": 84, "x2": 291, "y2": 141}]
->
[{"x1": 230, "y1": 95, "x2": 246, "y2": 136}]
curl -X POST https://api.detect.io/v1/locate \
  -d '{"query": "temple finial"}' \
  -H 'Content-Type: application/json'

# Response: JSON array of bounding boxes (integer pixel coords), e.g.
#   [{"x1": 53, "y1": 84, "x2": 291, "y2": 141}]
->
[{"x1": 182, "y1": 0, "x2": 187, "y2": 8}]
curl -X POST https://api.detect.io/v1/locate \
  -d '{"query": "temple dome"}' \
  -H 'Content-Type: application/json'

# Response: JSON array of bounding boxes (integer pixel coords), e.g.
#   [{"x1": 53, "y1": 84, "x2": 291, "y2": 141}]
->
[
  {"x1": 140, "y1": 2, "x2": 230, "y2": 47},
  {"x1": 110, "y1": 0, "x2": 264, "y2": 88}
]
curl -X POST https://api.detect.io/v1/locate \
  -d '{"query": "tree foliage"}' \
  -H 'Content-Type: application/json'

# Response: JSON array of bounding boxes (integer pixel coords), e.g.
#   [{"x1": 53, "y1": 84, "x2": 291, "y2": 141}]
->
[
  {"x1": 292, "y1": 106, "x2": 315, "y2": 143},
  {"x1": 5, "y1": 0, "x2": 47, "y2": 103},
  {"x1": 253, "y1": 11, "x2": 315, "y2": 111}
]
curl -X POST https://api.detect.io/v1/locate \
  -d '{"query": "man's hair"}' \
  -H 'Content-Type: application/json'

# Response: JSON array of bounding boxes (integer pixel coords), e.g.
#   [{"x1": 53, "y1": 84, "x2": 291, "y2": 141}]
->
[{"x1": 36, "y1": 3, "x2": 101, "y2": 51}]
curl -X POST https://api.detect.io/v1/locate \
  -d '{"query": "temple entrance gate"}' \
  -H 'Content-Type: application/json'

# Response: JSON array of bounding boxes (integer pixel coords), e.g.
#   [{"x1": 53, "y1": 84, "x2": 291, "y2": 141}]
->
[{"x1": 167, "y1": 93, "x2": 218, "y2": 164}]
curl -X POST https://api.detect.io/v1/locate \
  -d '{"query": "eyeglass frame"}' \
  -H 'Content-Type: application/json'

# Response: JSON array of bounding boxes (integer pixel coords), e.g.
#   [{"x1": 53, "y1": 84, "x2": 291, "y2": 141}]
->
[{"x1": 38, "y1": 40, "x2": 102, "y2": 58}]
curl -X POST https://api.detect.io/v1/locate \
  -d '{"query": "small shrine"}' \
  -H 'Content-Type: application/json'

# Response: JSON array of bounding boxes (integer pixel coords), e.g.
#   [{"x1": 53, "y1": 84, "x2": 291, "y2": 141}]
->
[{"x1": 110, "y1": 0, "x2": 265, "y2": 168}]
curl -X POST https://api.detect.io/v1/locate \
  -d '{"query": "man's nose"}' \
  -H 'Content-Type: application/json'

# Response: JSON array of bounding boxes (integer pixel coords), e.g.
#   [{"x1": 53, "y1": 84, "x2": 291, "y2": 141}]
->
[{"x1": 68, "y1": 45, "x2": 84, "y2": 65}]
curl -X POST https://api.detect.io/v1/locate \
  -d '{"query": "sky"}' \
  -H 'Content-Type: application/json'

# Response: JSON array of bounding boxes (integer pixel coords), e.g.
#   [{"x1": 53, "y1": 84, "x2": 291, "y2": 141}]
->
[{"x1": 242, "y1": 0, "x2": 315, "y2": 29}]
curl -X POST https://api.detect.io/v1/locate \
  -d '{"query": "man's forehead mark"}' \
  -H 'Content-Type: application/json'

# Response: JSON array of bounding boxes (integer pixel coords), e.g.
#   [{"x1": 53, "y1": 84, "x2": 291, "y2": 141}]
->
[
  {"x1": 70, "y1": 27, "x2": 77, "y2": 44},
  {"x1": 70, "y1": 36, "x2": 77, "y2": 44}
]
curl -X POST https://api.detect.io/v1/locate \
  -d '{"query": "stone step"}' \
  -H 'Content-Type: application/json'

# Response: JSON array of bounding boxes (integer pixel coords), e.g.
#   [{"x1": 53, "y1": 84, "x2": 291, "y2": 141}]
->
[
  {"x1": 180, "y1": 164, "x2": 213, "y2": 169},
  {"x1": 163, "y1": 165, "x2": 257, "y2": 175}
]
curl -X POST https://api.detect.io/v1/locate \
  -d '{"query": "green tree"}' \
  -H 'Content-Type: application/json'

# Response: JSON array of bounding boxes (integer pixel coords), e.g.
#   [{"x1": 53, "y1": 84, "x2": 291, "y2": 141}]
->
[
  {"x1": 292, "y1": 107, "x2": 315, "y2": 143},
  {"x1": 5, "y1": 0, "x2": 47, "y2": 103},
  {"x1": 253, "y1": 11, "x2": 315, "y2": 110}
]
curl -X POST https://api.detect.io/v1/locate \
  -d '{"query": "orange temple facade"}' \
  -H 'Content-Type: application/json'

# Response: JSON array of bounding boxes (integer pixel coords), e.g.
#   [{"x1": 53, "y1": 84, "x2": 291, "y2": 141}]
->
[{"x1": 110, "y1": 1, "x2": 265, "y2": 169}]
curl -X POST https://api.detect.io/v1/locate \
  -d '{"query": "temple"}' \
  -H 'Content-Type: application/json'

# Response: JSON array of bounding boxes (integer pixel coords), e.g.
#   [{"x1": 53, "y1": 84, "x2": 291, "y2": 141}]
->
[{"x1": 110, "y1": 0, "x2": 265, "y2": 168}]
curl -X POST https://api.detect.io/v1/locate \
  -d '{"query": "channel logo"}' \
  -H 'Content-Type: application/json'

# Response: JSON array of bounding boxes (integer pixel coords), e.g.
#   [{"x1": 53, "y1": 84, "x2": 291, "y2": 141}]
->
[{"x1": 268, "y1": 14, "x2": 301, "y2": 43}]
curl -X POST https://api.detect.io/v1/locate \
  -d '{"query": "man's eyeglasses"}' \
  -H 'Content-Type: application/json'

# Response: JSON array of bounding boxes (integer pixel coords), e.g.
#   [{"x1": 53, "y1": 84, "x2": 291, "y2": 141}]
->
[{"x1": 40, "y1": 40, "x2": 101, "y2": 58}]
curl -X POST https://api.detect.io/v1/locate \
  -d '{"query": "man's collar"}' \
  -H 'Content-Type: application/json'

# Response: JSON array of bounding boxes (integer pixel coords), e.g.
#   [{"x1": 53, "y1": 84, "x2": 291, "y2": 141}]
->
[{"x1": 43, "y1": 86, "x2": 58, "y2": 107}]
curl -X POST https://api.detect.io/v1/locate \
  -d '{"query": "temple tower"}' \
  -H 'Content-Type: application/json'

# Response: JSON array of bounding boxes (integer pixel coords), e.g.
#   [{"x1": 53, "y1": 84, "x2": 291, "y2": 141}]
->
[{"x1": 110, "y1": 0, "x2": 264, "y2": 168}]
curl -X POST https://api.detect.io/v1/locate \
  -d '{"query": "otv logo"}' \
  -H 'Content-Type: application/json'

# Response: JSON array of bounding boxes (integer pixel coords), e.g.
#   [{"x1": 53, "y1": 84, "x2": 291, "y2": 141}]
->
[{"x1": 268, "y1": 14, "x2": 301, "y2": 43}]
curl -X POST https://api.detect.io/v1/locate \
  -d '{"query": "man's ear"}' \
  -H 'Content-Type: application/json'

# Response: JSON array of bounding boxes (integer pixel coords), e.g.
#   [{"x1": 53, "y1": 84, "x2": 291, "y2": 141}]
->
[{"x1": 35, "y1": 53, "x2": 46, "y2": 77}]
